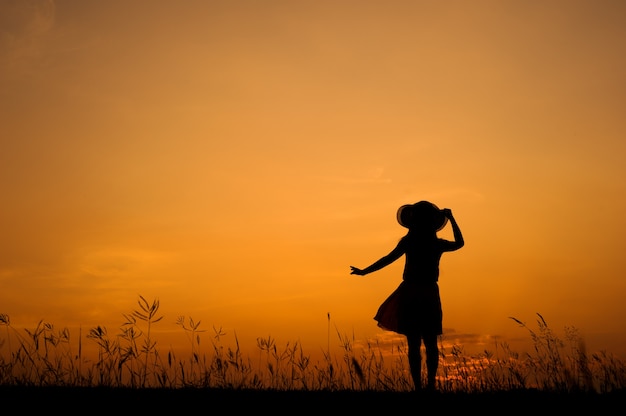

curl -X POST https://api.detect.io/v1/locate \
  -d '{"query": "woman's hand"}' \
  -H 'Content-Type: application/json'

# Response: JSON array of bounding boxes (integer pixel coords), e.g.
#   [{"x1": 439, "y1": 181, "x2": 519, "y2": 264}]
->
[
  {"x1": 350, "y1": 266, "x2": 365, "y2": 276},
  {"x1": 442, "y1": 208, "x2": 453, "y2": 218}
]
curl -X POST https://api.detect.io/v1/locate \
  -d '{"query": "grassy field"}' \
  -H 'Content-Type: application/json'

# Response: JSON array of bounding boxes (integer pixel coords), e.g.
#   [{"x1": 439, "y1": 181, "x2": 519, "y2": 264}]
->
[{"x1": 2, "y1": 295, "x2": 625, "y2": 411}]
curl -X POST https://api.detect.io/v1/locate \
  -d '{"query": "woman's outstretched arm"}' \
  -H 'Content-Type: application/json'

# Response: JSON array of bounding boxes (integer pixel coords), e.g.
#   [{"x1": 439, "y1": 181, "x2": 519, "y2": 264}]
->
[{"x1": 350, "y1": 242, "x2": 405, "y2": 276}]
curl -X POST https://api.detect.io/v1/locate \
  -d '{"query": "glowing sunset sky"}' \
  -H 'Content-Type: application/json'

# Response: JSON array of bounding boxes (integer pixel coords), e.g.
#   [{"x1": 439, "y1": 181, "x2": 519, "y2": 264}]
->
[{"x1": 1, "y1": 0, "x2": 625, "y2": 361}]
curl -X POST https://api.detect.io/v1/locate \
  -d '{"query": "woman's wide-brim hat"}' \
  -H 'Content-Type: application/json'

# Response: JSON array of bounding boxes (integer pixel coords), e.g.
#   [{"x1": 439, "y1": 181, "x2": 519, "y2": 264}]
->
[{"x1": 397, "y1": 201, "x2": 448, "y2": 231}]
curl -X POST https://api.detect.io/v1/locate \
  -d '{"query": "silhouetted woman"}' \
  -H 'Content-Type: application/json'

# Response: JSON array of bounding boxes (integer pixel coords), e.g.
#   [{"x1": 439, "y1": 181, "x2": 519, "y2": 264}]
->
[{"x1": 350, "y1": 201, "x2": 464, "y2": 390}]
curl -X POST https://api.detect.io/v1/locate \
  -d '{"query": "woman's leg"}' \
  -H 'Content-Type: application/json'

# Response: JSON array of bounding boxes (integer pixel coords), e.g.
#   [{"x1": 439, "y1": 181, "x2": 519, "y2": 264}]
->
[
  {"x1": 423, "y1": 334, "x2": 439, "y2": 389},
  {"x1": 406, "y1": 333, "x2": 422, "y2": 390}
]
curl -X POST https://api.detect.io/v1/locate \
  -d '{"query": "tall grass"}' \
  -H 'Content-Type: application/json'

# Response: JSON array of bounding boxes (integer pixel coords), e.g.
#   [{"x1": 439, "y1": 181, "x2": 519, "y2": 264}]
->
[
  {"x1": 439, "y1": 313, "x2": 625, "y2": 394},
  {"x1": 1, "y1": 296, "x2": 624, "y2": 393}
]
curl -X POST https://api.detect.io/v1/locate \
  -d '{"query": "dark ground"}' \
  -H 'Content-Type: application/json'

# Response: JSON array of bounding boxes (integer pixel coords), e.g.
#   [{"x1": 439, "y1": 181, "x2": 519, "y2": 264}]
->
[{"x1": 1, "y1": 386, "x2": 624, "y2": 413}]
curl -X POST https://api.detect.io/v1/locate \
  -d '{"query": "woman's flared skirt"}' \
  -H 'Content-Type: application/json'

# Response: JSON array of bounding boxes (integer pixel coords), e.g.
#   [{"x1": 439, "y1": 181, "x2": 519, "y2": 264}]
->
[{"x1": 373, "y1": 281, "x2": 442, "y2": 336}]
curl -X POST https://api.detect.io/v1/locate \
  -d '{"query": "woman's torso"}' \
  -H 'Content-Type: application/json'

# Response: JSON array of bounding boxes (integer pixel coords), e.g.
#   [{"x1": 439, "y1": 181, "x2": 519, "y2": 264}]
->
[{"x1": 400, "y1": 235, "x2": 444, "y2": 283}]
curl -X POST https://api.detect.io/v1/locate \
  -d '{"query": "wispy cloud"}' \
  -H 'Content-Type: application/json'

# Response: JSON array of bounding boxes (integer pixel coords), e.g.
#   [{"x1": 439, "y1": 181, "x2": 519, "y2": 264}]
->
[
  {"x1": 316, "y1": 166, "x2": 392, "y2": 185},
  {"x1": 0, "y1": 0, "x2": 55, "y2": 68}
]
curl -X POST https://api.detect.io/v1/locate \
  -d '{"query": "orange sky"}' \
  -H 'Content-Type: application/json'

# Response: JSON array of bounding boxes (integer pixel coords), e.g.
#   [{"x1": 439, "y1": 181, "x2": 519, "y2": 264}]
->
[{"x1": 1, "y1": 0, "x2": 626, "y2": 363}]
